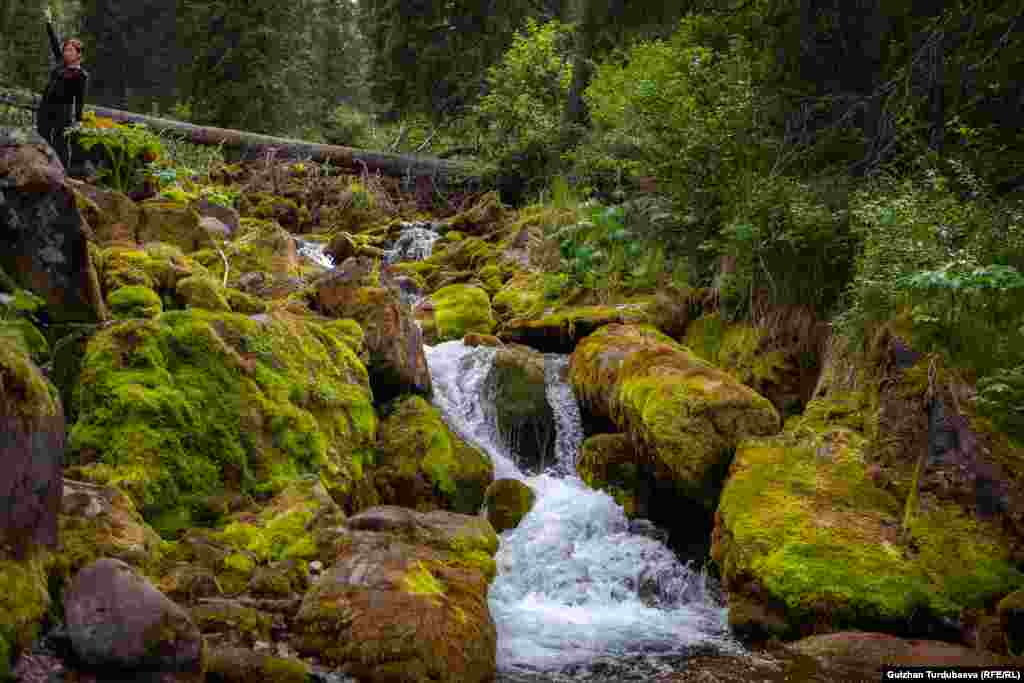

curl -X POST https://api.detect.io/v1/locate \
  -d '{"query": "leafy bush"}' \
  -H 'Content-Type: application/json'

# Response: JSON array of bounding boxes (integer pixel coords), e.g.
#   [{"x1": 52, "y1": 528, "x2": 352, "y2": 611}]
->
[
  {"x1": 577, "y1": 16, "x2": 768, "y2": 264},
  {"x1": 73, "y1": 111, "x2": 164, "y2": 193},
  {"x1": 975, "y1": 365, "x2": 1024, "y2": 442},
  {"x1": 470, "y1": 19, "x2": 574, "y2": 196},
  {"x1": 323, "y1": 103, "x2": 372, "y2": 146}
]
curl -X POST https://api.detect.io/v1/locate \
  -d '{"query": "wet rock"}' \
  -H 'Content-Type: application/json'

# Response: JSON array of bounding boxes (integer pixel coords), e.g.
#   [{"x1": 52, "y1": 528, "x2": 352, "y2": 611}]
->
[
  {"x1": 314, "y1": 256, "x2": 431, "y2": 402},
  {"x1": 64, "y1": 558, "x2": 204, "y2": 677},
  {"x1": 484, "y1": 345, "x2": 555, "y2": 473},
  {"x1": 726, "y1": 594, "x2": 792, "y2": 643},
  {"x1": 483, "y1": 479, "x2": 535, "y2": 533},
  {"x1": 578, "y1": 433, "x2": 644, "y2": 518},
  {"x1": 1, "y1": 129, "x2": 104, "y2": 323},
  {"x1": 376, "y1": 396, "x2": 494, "y2": 514}
]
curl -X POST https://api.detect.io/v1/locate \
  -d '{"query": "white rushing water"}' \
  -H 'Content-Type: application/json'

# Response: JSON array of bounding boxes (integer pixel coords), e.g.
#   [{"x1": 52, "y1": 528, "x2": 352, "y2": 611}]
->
[
  {"x1": 295, "y1": 238, "x2": 334, "y2": 269},
  {"x1": 424, "y1": 341, "x2": 738, "y2": 675},
  {"x1": 384, "y1": 223, "x2": 441, "y2": 265}
]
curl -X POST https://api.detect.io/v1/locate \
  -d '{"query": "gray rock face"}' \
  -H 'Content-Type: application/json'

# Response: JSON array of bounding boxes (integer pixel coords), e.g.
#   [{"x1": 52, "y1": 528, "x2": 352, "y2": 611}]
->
[
  {"x1": 0, "y1": 127, "x2": 101, "y2": 323},
  {"x1": 65, "y1": 558, "x2": 204, "y2": 676}
]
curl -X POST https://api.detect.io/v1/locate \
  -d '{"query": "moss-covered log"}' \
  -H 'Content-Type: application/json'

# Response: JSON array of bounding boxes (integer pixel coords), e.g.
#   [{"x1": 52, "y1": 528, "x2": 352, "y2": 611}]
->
[{"x1": 1, "y1": 89, "x2": 486, "y2": 187}]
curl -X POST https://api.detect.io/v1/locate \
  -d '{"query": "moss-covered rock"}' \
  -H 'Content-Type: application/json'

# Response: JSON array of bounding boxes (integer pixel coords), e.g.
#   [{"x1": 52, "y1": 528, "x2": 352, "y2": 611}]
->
[
  {"x1": 68, "y1": 309, "x2": 376, "y2": 533},
  {"x1": 238, "y1": 192, "x2": 312, "y2": 232},
  {"x1": 175, "y1": 275, "x2": 232, "y2": 312},
  {"x1": 0, "y1": 317, "x2": 49, "y2": 365},
  {"x1": 0, "y1": 555, "x2": 51, "y2": 678},
  {"x1": 72, "y1": 181, "x2": 140, "y2": 244},
  {"x1": 502, "y1": 302, "x2": 652, "y2": 354},
  {"x1": 445, "y1": 191, "x2": 506, "y2": 235},
  {"x1": 138, "y1": 200, "x2": 212, "y2": 253},
  {"x1": 577, "y1": 433, "x2": 641, "y2": 518},
  {"x1": 684, "y1": 311, "x2": 805, "y2": 418},
  {"x1": 712, "y1": 402, "x2": 1024, "y2": 639},
  {"x1": 485, "y1": 344, "x2": 555, "y2": 473},
  {"x1": 57, "y1": 478, "x2": 167, "y2": 581},
  {"x1": 376, "y1": 396, "x2": 494, "y2": 514},
  {"x1": 492, "y1": 272, "x2": 545, "y2": 323},
  {"x1": 190, "y1": 603, "x2": 273, "y2": 644},
  {"x1": 314, "y1": 257, "x2": 431, "y2": 402},
  {"x1": 570, "y1": 324, "x2": 780, "y2": 511},
  {"x1": 194, "y1": 218, "x2": 298, "y2": 290},
  {"x1": 483, "y1": 479, "x2": 535, "y2": 533},
  {"x1": 294, "y1": 507, "x2": 498, "y2": 682},
  {"x1": 225, "y1": 288, "x2": 268, "y2": 314},
  {"x1": 205, "y1": 646, "x2": 309, "y2": 683},
  {"x1": 431, "y1": 283, "x2": 496, "y2": 342},
  {"x1": 108, "y1": 285, "x2": 163, "y2": 319}
]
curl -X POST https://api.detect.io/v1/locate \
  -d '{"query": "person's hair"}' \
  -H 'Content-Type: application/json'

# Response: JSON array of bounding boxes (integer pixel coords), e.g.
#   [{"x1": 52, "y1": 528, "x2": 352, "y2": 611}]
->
[{"x1": 62, "y1": 38, "x2": 82, "y2": 56}]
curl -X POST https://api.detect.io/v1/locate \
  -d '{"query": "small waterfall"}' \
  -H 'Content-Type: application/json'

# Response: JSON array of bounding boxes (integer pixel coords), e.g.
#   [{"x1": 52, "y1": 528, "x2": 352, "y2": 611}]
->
[
  {"x1": 424, "y1": 341, "x2": 737, "y2": 677},
  {"x1": 295, "y1": 239, "x2": 334, "y2": 269},
  {"x1": 543, "y1": 355, "x2": 584, "y2": 474},
  {"x1": 384, "y1": 223, "x2": 441, "y2": 265}
]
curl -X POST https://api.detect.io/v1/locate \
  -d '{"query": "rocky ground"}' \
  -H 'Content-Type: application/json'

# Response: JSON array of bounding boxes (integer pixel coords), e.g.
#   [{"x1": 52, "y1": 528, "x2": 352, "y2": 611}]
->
[{"x1": 2, "y1": 125, "x2": 1023, "y2": 681}]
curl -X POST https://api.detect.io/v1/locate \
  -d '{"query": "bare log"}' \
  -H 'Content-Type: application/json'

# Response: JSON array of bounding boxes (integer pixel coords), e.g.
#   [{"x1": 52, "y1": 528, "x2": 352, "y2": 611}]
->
[{"x1": 0, "y1": 89, "x2": 488, "y2": 188}]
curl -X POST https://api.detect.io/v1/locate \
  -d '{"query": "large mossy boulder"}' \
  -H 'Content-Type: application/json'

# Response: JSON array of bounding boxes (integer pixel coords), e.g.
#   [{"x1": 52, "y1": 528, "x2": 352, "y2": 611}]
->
[
  {"x1": 294, "y1": 506, "x2": 498, "y2": 683},
  {"x1": 483, "y1": 479, "x2": 535, "y2": 533},
  {"x1": 67, "y1": 309, "x2": 377, "y2": 535},
  {"x1": 484, "y1": 344, "x2": 556, "y2": 473},
  {"x1": 376, "y1": 395, "x2": 494, "y2": 514},
  {"x1": 314, "y1": 256, "x2": 431, "y2": 402},
  {"x1": 107, "y1": 284, "x2": 163, "y2": 319},
  {"x1": 712, "y1": 395, "x2": 1024, "y2": 641},
  {"x1": 1, "y1": 128, "x2": 105, "y2": 323},
  {"x1": 431, "y1": 283, "x2": 496, "y2": 342},
  {"x1": 570, "y1": 324, "x2": 780, "y2": 510}
]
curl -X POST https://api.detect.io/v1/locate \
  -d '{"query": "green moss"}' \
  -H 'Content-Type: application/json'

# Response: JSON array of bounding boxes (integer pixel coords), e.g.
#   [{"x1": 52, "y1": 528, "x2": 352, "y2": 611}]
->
[
  {"x1": 716, "y1": 423, "x2": 1024, "y2": 631},
  {"x1": 0, "y1": 556, "x2": 50, "y2": 660},
  {"x1": 227, "y1": 289, "x2": 268, "y2": 314},
  {"x1": 431, "y1": 284, "x2": 495, "y2": 342},
  {"x1": 377, "y1": 396, "x2": 494, "y2": 513},
  {"x1": 0, "y1": 318, "x2": 49, "y2": 364},
  {"x1": 684, "y1": 312, "x2": 790, "y2": 388},
  {"x1": 0, "y1": 337, "x2": 59, "y2": 419},
  {"x1": 403, "y1": 560, "x2": 446, "y2": 601},
  {"x1": 224, "y1": 552, "x2": 256, "y2": 574},
  {"x1": 176, "y1": 275, "x2": 232, "y2": 312},
  {"x1": 484, "y1": 479, "x2": 536, "y2": 533},
  {"x1": 68, "y1": 309, "x2": 374, "y2": 529},
  {"x1": 108, "y1": 285, "x2": 163, "y2": 319},
  {"x1": 577, "y1": 434, "x2": 638, "y2": 517},
  {"x1": 191, "y1": 602, "x2": 272, "y2": 642},
  {"x1": 492, "y1": 273, "x2": 546, "y2": 320}
]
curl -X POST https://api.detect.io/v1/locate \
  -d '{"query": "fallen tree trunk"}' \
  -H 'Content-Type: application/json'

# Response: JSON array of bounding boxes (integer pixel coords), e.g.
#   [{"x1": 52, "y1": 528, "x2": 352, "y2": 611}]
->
[{"x1": 0, "y1": 89, "x2": 489, "y2": 188}]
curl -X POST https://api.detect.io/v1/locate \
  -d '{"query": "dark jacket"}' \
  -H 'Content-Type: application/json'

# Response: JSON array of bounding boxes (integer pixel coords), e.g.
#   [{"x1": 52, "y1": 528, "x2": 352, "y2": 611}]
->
[{"x1": 37, "y1": 21, "x2": 88, "y2": 131}]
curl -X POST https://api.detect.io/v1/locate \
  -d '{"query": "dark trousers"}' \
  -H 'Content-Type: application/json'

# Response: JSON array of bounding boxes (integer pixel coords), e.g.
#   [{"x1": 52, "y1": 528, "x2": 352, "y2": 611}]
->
[{"x1": 37, "y1": 121, "x2": 73, "y2": 171}]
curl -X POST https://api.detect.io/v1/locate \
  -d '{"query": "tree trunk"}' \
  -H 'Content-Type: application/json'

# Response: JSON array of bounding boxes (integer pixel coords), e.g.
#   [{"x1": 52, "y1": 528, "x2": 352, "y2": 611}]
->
[{"x1": 0, "y1": 88, "x2": 485, "y2": 188}]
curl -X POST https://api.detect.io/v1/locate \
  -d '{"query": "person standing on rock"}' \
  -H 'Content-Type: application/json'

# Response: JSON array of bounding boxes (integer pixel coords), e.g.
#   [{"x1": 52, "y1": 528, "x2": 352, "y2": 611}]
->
[{"x1": 36, "y1": 5, "x2": 88, "y2": 173}]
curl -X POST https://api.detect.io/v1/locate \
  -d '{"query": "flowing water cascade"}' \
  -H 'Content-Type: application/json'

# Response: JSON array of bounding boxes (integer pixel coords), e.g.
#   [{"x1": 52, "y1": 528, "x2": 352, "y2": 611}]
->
[
  {"x1": 295, "y1": 238, "x2": 334, "y2": 269},
  {"x1": 384, "y1": 222, "x2": 441, "y2": 265},
  {"x1": 424, "y1": 341, "x2": 740, "y2": 680}
]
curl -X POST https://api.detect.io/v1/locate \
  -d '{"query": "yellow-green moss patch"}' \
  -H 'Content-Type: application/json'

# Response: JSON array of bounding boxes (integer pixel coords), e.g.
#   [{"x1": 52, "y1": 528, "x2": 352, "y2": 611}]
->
[{"x1": 431, "y1": 284, "x2": 495, "y2": 342}]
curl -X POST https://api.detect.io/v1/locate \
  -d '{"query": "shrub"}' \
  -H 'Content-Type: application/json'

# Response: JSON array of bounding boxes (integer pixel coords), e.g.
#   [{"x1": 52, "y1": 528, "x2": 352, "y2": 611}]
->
[
  {"x1": 323, "y1": 103, "x2": 372, "y2": 147},
  {"x1": 73, "y1": 111, "x2": 164, "y2": 193},
  {"x1": 470, "y1": 19, "x2": 574, "y2": 198}
]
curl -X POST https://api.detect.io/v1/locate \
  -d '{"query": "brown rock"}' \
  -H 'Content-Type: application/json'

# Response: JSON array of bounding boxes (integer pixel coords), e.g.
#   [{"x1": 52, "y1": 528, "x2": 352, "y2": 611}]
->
[
  {"x1": 71, "y1": 181, "x2": 141, "y2": 244},
  {"x1": 789, "y1": 631, "x2": 1015, "y2": 670},
  {"x1": 64, "y1": 558, "x2": 205, "y2": 677}
]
